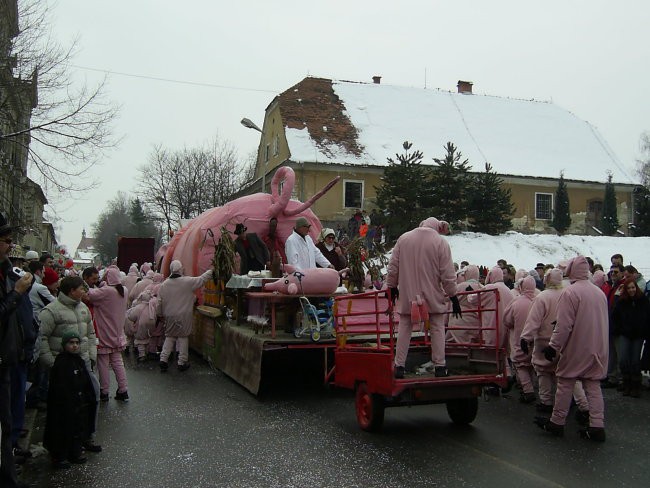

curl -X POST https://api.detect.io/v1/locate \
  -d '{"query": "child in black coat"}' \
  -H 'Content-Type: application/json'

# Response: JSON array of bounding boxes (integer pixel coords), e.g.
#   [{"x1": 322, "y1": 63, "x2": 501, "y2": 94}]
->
[{"x1": 44, "y1": 330, "x2": 98, "y2": 469}]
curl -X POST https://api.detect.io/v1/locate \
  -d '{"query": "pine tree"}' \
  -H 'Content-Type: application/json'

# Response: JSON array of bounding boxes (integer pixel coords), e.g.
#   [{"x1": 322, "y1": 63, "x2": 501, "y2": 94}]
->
[
  {"x1": 426, "y1": 142, "x2": 472, "y2": 226},
  {"x1": 552, "y1": 172, "x2": 571, "y2": 235},
  {"x1": 601, "y1": 173, "x2": 619, "y2": 235},
  {"x1": 375, "y1": 141, "x2": 431, "y2": 241},
  {"x1": 129, "y1": 198, "x2": 156, "y2": 237},
  {"x1": 632, "y1": 185, "x2": 650, "y2": 236},
  {"x1": 466, "y1": 163, "x2": 514, "y2": 235}
]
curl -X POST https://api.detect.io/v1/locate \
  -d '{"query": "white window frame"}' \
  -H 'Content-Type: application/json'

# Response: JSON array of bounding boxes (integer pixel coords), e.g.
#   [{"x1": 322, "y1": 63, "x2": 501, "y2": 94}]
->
[
  {"x1": 535, "y1": 192, "x2": 553, "y2": 220},
  {"x1": 343, "y1": 179, "x2": 364, "y2": 209}
]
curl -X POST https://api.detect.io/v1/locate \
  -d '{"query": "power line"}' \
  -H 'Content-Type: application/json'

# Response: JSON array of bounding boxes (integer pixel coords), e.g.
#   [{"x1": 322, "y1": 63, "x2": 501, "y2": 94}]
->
[{"x1": 69, "y1": 64, "x2": 279, "y2": 94}]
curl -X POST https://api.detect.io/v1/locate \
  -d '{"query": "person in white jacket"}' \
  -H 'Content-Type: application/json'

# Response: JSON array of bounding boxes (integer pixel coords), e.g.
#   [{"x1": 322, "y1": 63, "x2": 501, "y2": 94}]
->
[{"x1": 284, "y1": 217, "x2": 334, "y2": 271}]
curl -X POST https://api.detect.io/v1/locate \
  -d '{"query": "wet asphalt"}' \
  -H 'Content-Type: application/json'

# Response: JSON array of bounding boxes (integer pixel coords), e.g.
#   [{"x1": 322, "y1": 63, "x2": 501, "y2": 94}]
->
[{"x1": 20, "y1": 352, "x2": 650, "y2": 488}]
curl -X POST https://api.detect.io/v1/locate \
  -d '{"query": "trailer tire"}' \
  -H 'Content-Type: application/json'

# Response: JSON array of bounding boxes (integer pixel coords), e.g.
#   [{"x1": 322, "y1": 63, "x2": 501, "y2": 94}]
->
[
  {"x1": 446, "y1": 397, "x2": 478, "y2": 425},
  {"x1": 355, "y1": 382, "x2": 384, "y2": 432}
]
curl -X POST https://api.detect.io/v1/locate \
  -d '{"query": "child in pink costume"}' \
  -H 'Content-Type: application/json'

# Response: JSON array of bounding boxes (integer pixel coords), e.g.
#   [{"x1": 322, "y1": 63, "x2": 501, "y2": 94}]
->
[
  {"x1": 504, "y1": 276, "x2": 537, "y2": 403},
  {"x1": 86, "y1": 266, "x2": 129, "y2": 401}
]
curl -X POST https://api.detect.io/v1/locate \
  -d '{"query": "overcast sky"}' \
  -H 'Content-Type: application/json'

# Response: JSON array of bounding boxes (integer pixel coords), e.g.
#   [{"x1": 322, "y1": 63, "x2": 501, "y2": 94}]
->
[{"x1": 44, "y1": 0, "x2": 650, "y2": 253}]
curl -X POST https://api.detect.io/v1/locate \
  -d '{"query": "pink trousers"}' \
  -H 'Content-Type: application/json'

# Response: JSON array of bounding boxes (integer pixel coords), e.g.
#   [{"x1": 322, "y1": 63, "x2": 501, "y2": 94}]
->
[
  {"x1": 514, "y1": 363, "x2": 535, "y2": 394},
  {"x1": 97, "y1": 351, "x2": 128, "y2": 394},
  {"x1": 160, "y1": 336, "x2": 189, "y2": 365},
  {"x1": 551, "y1": 378, "x2": 604, "y2": 428},
  {"x1": 537, "y1": 371, "x2": 589, "y2": 411},
  {"x1": 394, "y1": 314, "x2": 445, "y2": 368}
]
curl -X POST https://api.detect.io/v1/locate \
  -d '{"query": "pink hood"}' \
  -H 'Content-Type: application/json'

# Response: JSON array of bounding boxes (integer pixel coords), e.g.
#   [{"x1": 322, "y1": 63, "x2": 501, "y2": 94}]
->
[
  {"x1": 419, "y1": 217, "x2": 450, "y2": 235},
  {"x1": 463, "y1": 265, "x2": 480, "y2": 282},
  {"x1": 486, "y1": 266, "x2": 504, "y2": 284},
  {"x1": 544, "y1": 268, "x2": 564, "y2": 288},
  {"x1": 520, "y1": 275, "x2": 536, "y2": 299},
  {"x1": 105, "y1": 266, "x2": 122, "y2": 286},
  {"x1": 515, "y1": 269, "x2": 528, "y2": 281},
  {"x1": 128, "y1": 265, "x2": 139, "y2": 276},
  {"x1": 591, "y1": 269, "x2": 606, "y2": 288},
  {"x1": 565, "y1": 256, "x2": 590, "y2": 282}
]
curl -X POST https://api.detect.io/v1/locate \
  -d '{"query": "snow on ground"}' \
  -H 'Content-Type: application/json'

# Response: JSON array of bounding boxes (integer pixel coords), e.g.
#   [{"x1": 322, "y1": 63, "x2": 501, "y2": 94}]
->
[{"x1": 444, "y1": 231, "x2": 650, "y2": 277}]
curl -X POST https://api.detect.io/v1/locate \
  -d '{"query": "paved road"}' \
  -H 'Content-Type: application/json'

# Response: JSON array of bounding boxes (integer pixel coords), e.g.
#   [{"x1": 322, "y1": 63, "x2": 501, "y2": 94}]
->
[{"x1": 21, "y1": 354, "x2": 650, "y2": 488}]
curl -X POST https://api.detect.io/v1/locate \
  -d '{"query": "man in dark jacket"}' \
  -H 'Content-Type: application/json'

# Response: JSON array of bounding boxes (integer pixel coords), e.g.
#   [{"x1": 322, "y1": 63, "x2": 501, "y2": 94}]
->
[
  {"x1": 0, "y1": 211, "x2": 33, "y2": 488},
  {"x1": 233, "y1": 223, "x2": 269, "y2": 275}
]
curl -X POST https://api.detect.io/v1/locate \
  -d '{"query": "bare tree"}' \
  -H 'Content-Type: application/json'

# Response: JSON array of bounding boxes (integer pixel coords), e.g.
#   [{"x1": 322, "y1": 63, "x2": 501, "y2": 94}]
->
[
  {"x1": 137, "y1": 135, "x2": 253, "y2": 234},
  {"x1": 0, "y1": 0, "x2": 119, "y2": 193}
]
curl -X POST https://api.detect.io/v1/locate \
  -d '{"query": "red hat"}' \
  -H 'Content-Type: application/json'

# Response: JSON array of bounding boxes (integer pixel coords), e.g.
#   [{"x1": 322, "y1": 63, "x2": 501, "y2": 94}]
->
[{"x1": 42, "y1": 267, "x2": 59, "y2": 286}]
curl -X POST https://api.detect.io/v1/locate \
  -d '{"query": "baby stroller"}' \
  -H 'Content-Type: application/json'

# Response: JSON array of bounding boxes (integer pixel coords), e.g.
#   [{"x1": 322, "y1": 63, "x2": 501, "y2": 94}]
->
[{"x1": 290, "y1": 271, "x2": 335, "y2": 342}]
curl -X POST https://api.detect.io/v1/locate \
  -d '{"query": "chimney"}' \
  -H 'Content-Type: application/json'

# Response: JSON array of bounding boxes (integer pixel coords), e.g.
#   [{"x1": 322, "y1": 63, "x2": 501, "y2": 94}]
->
[
  {"x1": 457, "y1": 80, "x2": 473, "y2": 94},
  {"x1": 372, "y1": 76, "x2": 382, "y2": 84}
]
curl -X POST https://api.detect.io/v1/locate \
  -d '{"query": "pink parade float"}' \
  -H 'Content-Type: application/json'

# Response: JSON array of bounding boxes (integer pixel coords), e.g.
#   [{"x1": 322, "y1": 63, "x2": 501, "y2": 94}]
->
[{"x1": 159, "y1": 167, "x2": 341, "y2": 298}]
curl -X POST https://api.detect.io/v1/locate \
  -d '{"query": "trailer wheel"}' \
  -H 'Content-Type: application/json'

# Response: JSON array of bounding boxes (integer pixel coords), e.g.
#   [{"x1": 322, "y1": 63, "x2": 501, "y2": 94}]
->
[
  {"x1": 446, "y1": 397, "x2": 478, "y2": 425},
  {"x1": 355, "y1": 382, "x2": 384, "y2": 432},
  {"x1": 310, "y1": 329, "x2": 321, "y2": 342}
]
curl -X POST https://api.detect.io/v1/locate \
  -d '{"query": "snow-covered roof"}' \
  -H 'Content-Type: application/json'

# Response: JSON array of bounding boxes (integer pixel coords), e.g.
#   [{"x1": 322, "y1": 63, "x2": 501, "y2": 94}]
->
[
  {"x1": 76, "y1": 251, "x2": 98, "y2": 261},
  {"x1": 280, "y1": 78, "x2": 633, "y2": 184}
]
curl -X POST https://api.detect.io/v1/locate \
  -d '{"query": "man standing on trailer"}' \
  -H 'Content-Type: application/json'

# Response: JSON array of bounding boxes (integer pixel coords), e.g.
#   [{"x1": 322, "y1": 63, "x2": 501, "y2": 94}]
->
[{"x1": 387, "y1": 217, "x2": 461, "y2": 379}]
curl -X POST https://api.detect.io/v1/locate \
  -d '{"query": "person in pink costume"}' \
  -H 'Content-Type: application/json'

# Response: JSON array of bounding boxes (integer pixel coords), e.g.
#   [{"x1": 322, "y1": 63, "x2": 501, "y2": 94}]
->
[
  {"x1": 504, "y1": 276, "x2": 537, "y2": 403},
  {"x1": 128, "y1": 270, "x2": 154, "y2": 304},
  {"x1": 474, "y1": 266, "x2": 514, "y2": 348},
  {"x1": 535, "y1": 256, "x2": 609, "y2": 441},
  {"x1": 157, "y1": 260, "x2": 212, "y2": 372},
  {"x1": 126, "y1": 289, "x2": 157, "y2": 363},
  {"x1": 386, "y1": 217, "x2": 460, "y2": 378},
  {"x1": 124, "y1": 265, "x2": 140, "y2": 307},
  {"x1": 146, "y1": 283, "x2": 165, "y2": 355},
  {"x1": 86, "y1": 266, "x2": 129, "y2": 402},
  {"x1": 521, "y1": 269, "x2": 590, "y2": 419},
  {"x1": 446, "y1": 265, "x2": 483, "y2": 344},
  {"x1": 140, "y1": 262, "x2": 152, "y2": 276}
]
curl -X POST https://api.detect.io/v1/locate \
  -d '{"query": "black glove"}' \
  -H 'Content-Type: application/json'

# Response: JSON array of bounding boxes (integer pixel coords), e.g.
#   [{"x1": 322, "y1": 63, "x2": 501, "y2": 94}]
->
[
  {"x1": 542, "y1": 346, "x2": 556, "y2": 362},
  {"x1": 450, "y1": 296, "x2": 462, "y2": 319},
  {"x1": 389, "y1": 287, "x2": 399, "y2": 305},
  {"x1": 520, "y1": 338, "x2": 529, "y2": 355}
]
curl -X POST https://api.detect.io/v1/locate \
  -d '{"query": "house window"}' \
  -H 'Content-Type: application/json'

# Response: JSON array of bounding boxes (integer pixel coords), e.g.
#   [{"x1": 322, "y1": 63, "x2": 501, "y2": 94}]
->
[
  {"x1": 264, "y1": 144, "x2": 270, "y2": 163},
  {"x1": 535, "y1": 193, "x2": 553, "y2": 220},
  {"x1": 273, "y1": 135, "x2": 279, "y2": 156},
  {"x1": 344, "y1": 180, "x2": 364, "y2": 209}
]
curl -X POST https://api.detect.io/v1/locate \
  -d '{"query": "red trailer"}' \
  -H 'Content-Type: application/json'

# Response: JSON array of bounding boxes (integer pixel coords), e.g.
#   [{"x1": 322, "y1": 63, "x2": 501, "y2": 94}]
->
[{"x1": 332, "y1": 288, "x2": 508, "y2": 431}]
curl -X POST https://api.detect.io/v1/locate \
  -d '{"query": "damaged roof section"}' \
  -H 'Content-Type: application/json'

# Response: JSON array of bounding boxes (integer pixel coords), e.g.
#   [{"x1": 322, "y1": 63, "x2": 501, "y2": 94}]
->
[{"x1": 277, "y1": 77, "x2": 365, "y2": 159}]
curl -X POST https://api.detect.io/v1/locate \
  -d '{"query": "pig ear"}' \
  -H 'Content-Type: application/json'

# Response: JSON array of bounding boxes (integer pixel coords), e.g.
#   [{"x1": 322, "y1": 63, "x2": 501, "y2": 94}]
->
[{"x1": 288, "y1": 283, "x2": 298, "y2": 295}]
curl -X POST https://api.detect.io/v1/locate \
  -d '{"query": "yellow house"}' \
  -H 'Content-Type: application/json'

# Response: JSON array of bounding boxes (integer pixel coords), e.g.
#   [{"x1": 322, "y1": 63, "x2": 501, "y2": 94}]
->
[{"x1": 240, "y1": 76, "x2": 637, "y2": 236}]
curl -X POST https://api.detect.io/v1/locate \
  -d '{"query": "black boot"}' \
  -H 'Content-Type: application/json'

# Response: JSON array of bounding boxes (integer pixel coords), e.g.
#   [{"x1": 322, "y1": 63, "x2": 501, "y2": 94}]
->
[
  {"x1": 620, "y1": 374, "x2": 631, "y2": 396},
  {"x1": 630, "y1": 375, "x2": 642, "y2": 398},
  {"x1": 575, "y1": 409, "x2": 590, "y2": 427},
  {"x1": 534, "y1": 417, "x2": 564, "y2": 437},
  {"x1": 579, "y1": 426, "x2": 606, "y2": 442}
]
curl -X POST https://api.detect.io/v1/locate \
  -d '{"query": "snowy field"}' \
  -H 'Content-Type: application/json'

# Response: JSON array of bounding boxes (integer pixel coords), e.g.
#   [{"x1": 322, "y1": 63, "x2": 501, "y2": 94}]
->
[{"x1": 442, "y1": 232, "x2": 650, "y2": 277}]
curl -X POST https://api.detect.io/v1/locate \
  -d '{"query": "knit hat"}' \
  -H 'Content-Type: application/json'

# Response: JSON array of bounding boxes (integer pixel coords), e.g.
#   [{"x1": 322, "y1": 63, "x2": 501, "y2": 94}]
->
[
  {"x1": 320, "y1": 228, "x2": 335, "y2": 241},
  {"x1": 0, "y1": 211, "x2": 18, "y2": 237},
  {"x1": 61, "y1": 329, "x2": 81, "y2": 347},
  {"x1": 295, "y1": 217, "x2": 310, "y2": 228},
  {"x1": 170, "y1": 260, "x2": 183, "y2": 274},
  {"x1": 42, "y1": 267, "x2": 59, "y2": 286},
  {"x1": 25, "y1": 250, "x2": 39, "y2": 260}
]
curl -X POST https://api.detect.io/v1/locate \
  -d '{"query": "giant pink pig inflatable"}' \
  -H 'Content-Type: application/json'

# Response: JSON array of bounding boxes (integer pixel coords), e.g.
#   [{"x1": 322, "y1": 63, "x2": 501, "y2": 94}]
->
[
  {"x1": 264, "y1": 268, "x2": 340, "y2": 295},
  {"x1": 159, "y1": 167, "x2": 340, "y2": 288}
]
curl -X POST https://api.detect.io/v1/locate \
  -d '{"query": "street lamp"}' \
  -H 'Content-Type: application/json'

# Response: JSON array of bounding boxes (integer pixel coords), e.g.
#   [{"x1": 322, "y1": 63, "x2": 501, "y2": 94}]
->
[{"x1": 240, "y1": 118, "x2": 266, "y2": 193}]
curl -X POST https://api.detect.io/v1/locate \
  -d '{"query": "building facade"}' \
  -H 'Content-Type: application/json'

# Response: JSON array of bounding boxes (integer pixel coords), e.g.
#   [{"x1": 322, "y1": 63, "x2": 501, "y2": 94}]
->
[{"x1": 240, "y1": 76, "x2": 636, "y2": 236}]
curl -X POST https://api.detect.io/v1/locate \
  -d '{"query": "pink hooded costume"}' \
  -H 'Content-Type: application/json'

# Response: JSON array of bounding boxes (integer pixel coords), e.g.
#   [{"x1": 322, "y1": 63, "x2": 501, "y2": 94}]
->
[
  {"x1": 157, "y1": 260, "x2": 213, "y2": 368},
  {"x1": 548, "y1": 256, "x2": 609, "y2": 429},
  {"x1": 87, "y1": 266, "x2": 129, "y2": 396},
  {"x1": 128, "y1": 271, "x2": 154, "y2": 304},
  {"x1": 520, "y1": 269, "x2": 589, "y2": 411},
  {"x1": 446, "y1": 265, "x2": 483, "y2": 344},
  {"x1": 124, "y1": 265, "x2": 140, "y2": 306},
  {"x1": 386, "y1": 217, "x2": 457, "y2": 371},
  {"x1": 503, "y1": 275, "x2": 536, "y2": 397},
  {"x1": 473, "y1": 266, "x2": 514, "y2": 348}
]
